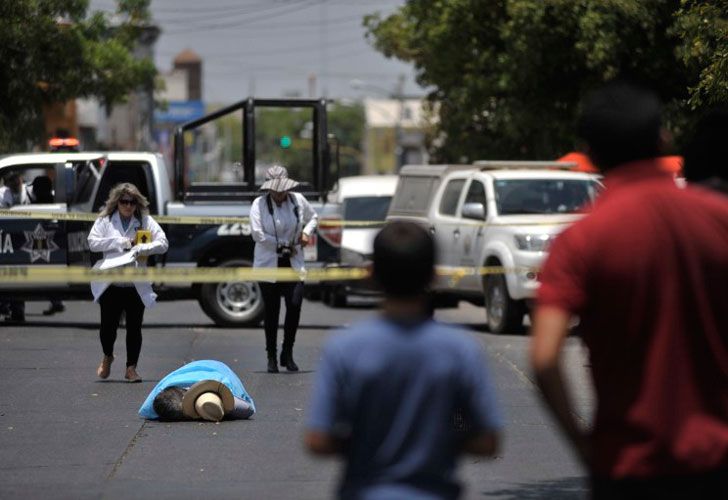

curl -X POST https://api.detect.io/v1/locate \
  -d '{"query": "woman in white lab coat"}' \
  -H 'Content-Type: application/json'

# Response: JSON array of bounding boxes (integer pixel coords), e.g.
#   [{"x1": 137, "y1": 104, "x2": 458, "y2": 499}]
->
[
  {"x1": 87, "y1": 183, "x2": 168, "y2": 382},
  {"x1": 251, "y1": 165, "x2": 318, "y2": 373}
]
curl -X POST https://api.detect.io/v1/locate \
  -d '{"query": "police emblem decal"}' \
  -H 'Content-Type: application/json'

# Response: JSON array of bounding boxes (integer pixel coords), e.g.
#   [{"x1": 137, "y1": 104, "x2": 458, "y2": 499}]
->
[{"x1": 21, "y1": 224, "x2": 59, "y2": 263}]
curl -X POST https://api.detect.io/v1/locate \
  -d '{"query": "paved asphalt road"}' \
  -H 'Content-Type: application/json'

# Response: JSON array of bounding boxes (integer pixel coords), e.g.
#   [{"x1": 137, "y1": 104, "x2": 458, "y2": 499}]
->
[{"x1": 0, "y1": 297, "x2": 594, "y2": 499}]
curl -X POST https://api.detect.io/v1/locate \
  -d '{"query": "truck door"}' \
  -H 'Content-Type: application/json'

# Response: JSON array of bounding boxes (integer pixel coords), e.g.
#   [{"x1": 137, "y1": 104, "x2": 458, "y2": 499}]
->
[
  {"x1": 64, "y1": 158, "x2": 102, "y2": 273},
  {"x1": 0, "y1": 163, "x2": 69, "y2": 294},
  {"x1": 454, "y1": 177, "x2": 490, "y2": 292},
  {"x1": 431, "y1": 177, "x2": 467, "y2": 290}
]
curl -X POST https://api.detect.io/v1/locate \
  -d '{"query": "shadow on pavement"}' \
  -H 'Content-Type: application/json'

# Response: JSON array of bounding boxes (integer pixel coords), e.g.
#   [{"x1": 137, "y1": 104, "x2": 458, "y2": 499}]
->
[
  {"x1": 95, "y1": 379, "x2": 161, "y2": 384},
  {"x1": 481, "y1": 476, "x2": 587, "y2": 499}
]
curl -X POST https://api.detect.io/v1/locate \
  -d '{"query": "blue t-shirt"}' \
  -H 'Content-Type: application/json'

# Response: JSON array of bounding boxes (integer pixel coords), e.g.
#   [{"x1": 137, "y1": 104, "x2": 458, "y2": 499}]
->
[
  {"x1": 138, "y1": 360, "x2": 256, "y2": 419},
  {"x1": 307, "y1": 317, "x2": 503, "y2": 500}
]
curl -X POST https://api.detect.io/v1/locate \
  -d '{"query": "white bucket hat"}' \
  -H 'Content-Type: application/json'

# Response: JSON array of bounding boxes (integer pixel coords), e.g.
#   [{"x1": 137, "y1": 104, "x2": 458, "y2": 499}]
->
[
  {"x1": 181, "y1": 380, "x2": 235, "y2": 421},
  {"x1": 260, "y1": 165, "x2": 299, "y2": 192}
]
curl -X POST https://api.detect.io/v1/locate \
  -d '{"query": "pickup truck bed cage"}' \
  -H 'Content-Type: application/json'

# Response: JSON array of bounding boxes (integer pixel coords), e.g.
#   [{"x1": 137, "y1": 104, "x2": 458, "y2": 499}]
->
[{"x1": 174, "y1": 98, "x2": 331, "y2": 203}]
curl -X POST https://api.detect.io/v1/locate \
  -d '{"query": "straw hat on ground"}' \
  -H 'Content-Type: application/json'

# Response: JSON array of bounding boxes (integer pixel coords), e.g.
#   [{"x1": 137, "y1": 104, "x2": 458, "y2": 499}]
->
[{"x1": 182, "y1": 380, "x2": 235, "y2": 421}]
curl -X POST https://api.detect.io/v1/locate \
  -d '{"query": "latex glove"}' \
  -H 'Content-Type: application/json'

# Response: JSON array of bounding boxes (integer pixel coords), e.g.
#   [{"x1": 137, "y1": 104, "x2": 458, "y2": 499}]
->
[
  {"x1": 121, "y1": 237, "x2": 133, "y2": 250},
  {"x1": 130, "y1": 246, "x2": 141, "y2": 258},
  {"x1": 134, "y1": 243, "x2": 154, "y2": 256},
  {"x1": 299, "y1": 233, "x2": 311, "y2": 247}
]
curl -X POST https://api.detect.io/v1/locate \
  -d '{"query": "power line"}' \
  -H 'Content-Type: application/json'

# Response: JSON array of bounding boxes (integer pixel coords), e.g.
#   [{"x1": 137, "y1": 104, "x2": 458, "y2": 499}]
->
[
  {"x1": 158, "y1": 12, "x2": 365, "y2": 31},
  {"x1": 162, "y1": 0, "x2": 322, "y2": 34},
  {"x1": 177, "y1": 36, "x2": 363, "y2": 60},
  {"x1": 152, "y1": 0, "x2": 315, "y2": 25}
]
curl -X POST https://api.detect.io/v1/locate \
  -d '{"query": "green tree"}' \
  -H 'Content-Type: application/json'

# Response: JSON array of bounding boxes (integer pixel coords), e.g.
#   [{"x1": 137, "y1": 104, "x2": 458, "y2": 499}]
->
[
  {"x1": 254, "y1": 103, "x2": 364, "y2": 183},
  {"x1": 365, "y1": 0, "x2": 728, "y2": 162},
  {"x1": 0, "y1": 0, "x2": 156, "y2": 151}
]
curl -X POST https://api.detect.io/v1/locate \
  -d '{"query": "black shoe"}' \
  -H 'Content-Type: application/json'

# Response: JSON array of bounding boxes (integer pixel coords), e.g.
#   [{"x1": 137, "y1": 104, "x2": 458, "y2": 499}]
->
[
  {"x1": 267, "y1": 357, "x2": 279, "y2": 373},
  {"x1": 280, "y1": 350, "x2": 299, "y2": 372},
  {"x1": 43, "y1": 303, "x2": 65, "y2": 316}
]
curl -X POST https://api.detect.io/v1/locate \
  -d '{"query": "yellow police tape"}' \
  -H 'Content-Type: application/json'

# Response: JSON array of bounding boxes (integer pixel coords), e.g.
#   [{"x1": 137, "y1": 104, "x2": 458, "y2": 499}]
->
[
  {"x1": 0, "y1": 265, "x2": 536, "y2": 284},
  {"x1": 0, "y1": 209, "x2": 573, "y2": 228}
]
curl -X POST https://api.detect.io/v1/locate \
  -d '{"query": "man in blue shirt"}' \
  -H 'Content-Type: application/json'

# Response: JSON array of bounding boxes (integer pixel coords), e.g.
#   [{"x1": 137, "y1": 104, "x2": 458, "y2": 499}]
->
[{"x1": 305, "y1": 221, "x2": 503, "y2": 499}]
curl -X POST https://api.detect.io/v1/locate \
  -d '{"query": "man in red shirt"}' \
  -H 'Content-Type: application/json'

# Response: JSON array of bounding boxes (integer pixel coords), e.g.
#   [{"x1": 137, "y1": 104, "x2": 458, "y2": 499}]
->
[{"x1": 531, "y1": 81, "x2": 728, "y2": 499}]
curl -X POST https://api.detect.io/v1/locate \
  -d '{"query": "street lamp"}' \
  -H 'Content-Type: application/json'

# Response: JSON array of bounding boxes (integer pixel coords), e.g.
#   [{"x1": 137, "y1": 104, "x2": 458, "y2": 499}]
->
[{"x1": 350, "y1": 75, "x2": 407, "y2": 170}]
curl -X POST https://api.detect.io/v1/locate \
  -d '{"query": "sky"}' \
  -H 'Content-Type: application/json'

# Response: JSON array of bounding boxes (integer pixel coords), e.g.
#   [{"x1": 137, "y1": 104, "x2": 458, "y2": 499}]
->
[{"x1": 91, "y1": 0, "x2": 426, "y2": 105}]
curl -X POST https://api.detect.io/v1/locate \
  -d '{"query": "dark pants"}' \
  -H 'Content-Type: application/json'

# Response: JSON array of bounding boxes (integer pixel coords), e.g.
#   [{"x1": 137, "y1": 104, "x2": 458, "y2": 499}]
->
[
  {"x1": 259, "y1": 281, "x2": 304, "y2": 357},
  {"x1": 592, "y1": 468, "x2": 728, "y2": 500},
  {"x1": 99, "y1": 286, "x2": 145, "y2": 367},
  {"x1": 1, "y1": 300, "x2": 25, "y2": 320}
]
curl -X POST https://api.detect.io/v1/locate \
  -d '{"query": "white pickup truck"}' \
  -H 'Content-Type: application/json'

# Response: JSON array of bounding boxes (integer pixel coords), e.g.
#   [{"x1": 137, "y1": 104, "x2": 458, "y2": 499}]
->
[{"x1": 387, "y1": 161, "x2": 602, "y2": 333}]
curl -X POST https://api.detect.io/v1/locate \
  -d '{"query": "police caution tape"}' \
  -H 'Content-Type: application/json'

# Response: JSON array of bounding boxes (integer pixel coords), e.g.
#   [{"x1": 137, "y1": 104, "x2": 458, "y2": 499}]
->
[
  {"x1": 0, "y1": 209, "x2": 573, "y2": 228},
  {"x1": 0, "y1": 209, "x2": 248, "y2": 226},
  {"x1": 0, "y1": 265, "x2": 535, "y2": 284}
]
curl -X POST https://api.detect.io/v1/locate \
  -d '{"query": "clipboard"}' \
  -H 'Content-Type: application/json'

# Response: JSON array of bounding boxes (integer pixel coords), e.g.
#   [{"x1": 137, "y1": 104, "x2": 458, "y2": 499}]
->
[{"x1": 94, "y1": 250, "x2": 137, "y2": 270}]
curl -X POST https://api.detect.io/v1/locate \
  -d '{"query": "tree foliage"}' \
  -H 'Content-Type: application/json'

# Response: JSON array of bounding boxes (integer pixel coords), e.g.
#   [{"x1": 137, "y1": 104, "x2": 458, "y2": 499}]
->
[
  {"x1": 0, "y1": 0, "x2": 156, "y2": 151},
  {"x1": 213, "y1": 103, "x2": 364, "y2": 185},
  {"x1": 365, "y1": 0, "x2": 728, "y2": 162}
]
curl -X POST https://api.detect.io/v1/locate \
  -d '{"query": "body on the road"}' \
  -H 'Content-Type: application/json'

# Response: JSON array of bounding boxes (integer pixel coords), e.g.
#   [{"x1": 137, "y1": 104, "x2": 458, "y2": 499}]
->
[
  {"x1": 251, "y1": 165, "x2": 318, "y2": 373},
  {"x1": 531, "y1": 81, "x2": 728, "y2": 498},
  {"x1": 88, "y1": 183, "x2": 168, "y2": 383},
  {"x1": 305, "y1": 221, "x2": 502, "y2": 499},
  {"x1": 139, "y1": 360, "x2": 255, "y2": 422}
]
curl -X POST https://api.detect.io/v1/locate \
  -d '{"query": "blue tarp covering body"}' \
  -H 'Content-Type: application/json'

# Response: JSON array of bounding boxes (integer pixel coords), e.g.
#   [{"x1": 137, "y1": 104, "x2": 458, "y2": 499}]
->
[{"x1": 138, "y1": 360, "x2": 256, "y2": 419}]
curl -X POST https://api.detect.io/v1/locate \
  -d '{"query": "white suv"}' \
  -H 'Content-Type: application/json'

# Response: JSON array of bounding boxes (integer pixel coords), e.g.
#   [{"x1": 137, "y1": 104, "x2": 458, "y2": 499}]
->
[{"x1": 387, "y1": 162, "x2": 602, "y2": 333}]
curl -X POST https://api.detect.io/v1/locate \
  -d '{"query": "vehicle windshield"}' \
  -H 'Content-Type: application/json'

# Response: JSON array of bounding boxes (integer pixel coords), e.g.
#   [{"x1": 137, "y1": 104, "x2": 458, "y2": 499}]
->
[
  {"x1": 343, "y1": 196, "x2": 392, "y2": 222},
  {"x1": 494, "y1": 179, "x2": 600, "y2": 215}
]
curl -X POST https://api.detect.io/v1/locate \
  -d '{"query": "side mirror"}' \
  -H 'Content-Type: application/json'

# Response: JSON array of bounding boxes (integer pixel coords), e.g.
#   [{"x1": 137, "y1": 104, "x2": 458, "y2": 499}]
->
[{"x1": 461, "y1": 202, "x2": 486, "y2": 220}]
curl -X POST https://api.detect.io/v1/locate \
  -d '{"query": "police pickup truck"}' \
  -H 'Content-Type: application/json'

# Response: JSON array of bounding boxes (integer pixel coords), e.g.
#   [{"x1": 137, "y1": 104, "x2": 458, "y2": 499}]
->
[{"x1": 0, "y1": 99, "x2": 342, "y2": 326}]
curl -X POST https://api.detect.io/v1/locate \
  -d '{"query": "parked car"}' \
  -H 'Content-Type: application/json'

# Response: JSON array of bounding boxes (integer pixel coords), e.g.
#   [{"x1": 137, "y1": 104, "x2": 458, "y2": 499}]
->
[
  {"x1": 387, "y1": 161, "x2": 602, "y2": 333},
  {"x1": 321, "y1": 175, "x2": 399, "y2": 307}
]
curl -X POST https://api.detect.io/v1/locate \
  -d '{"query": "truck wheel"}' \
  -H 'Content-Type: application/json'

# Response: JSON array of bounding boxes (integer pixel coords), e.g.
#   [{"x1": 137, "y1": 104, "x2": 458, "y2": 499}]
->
[
  {"x1": 484, "y1": 273, "x2": 525, "y2": 334},
  {"x1": 325, "y1": 285, "x2": 347, "y2": 308},
  {"x1": 198, "y1": 259, "x2": 264, "y2": 327}
]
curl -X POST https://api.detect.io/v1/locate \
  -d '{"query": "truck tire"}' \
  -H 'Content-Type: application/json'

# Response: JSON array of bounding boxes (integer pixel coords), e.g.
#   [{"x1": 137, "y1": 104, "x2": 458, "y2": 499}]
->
[
  {"x1": 325, "y1": 285, "x2": 347, "y2": 308},
  {"x1": 484, "y1": 272, "x2": 525, "y2": 334},
  {"x1": 198, "y1": 259, "x2": 265, "y2": 327}
]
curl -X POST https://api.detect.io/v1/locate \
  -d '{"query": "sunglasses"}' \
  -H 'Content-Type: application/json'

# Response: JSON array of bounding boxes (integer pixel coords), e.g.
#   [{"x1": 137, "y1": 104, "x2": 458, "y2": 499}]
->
[{"x1": 119, "y1": 198, "x2": 137, "y2": 206}]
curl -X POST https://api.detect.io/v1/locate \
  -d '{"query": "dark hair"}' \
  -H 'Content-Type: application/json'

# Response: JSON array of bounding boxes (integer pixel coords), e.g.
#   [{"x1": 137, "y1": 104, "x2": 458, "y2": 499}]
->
[
  {"x1": 372, "y1": 221, "x2": 435, "y2": 297},
  {"x1": 153, "y1": 387, "x2": 187, "y2": 421},
  {"x1": 577, "y1": 80, "x2": 662, "y2": 171},
  {"x1": 3, "y1": 172, "x2": 21, "y2": 184},
  {"x1": 32, "y1": 176, "x2": 53, "y2": 203},
  {"x1": 682, "y1": 107, "x2": 728, "y2": 184}
]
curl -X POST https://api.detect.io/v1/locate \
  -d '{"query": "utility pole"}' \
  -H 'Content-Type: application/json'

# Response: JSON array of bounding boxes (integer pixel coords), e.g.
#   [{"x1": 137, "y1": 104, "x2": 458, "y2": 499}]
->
[
  {"x1": 395, "y1": 73, "x2": 406, "y2": 170},
  {"x1": 308, "y1": 73, "x2": 317, "y2": 99}
]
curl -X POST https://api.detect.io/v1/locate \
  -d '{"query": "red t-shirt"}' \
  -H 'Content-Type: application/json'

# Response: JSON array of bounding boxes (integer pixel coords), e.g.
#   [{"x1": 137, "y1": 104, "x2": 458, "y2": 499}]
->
[{"x1": 538, "y1": 159, "x2": 728, "y2": 478}]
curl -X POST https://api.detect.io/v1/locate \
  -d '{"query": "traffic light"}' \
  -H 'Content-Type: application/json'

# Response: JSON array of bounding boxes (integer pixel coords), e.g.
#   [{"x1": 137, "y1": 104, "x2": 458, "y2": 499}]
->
[{"x1": 279, "y1": 135, "x2": 292, "y2": 149}]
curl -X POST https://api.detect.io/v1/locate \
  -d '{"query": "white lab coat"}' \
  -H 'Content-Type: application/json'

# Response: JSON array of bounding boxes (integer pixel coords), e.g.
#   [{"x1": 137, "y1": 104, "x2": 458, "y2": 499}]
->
[
  {"x1": 250, "y1": 192, "x2": 318, "y2": 280},
  {"x1": 87, "y1": 211, "x2": 169, "y2": 308}
]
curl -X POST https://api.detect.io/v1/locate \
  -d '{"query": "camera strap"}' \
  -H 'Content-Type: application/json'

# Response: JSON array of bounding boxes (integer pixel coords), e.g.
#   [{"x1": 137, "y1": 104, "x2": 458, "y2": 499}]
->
[{"x1": 265, "y1": 193, "x2": 300, "y2": 250}]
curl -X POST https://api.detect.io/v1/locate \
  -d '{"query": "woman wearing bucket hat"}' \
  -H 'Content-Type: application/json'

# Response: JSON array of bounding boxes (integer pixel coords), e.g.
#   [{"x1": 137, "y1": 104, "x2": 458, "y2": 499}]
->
[{"x1": 250, "y1": 165, "x2": 318, "y2": 373}]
